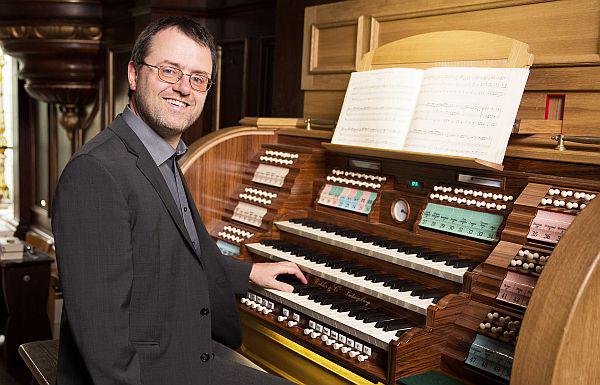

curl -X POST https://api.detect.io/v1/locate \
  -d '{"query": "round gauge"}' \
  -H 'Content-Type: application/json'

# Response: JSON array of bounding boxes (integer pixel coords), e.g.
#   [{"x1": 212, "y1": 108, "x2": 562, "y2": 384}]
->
[{"x1": 391, "y1": 199, "x2": 410, "y2": 222}]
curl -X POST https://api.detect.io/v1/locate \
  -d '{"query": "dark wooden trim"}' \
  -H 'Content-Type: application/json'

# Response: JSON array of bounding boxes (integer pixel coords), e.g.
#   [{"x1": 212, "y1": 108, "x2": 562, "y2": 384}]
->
[
  {"x1": 48, "y1": 103, "x2": 58, "y2": 212},
  {"x1": 15, "y1": 79, "x2": 33, "y2": 239}
]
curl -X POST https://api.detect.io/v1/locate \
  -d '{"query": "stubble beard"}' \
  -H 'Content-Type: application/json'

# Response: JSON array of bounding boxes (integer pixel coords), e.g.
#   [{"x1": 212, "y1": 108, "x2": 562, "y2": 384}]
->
[{"x1": 133, "y1": 91, "x2": 199, "y2": 139}]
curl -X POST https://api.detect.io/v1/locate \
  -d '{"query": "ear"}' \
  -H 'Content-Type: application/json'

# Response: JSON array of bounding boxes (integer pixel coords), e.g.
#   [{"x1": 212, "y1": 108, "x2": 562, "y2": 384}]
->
[{"x1": 127, "y1": 61, "x2": 138, "y2": 92}]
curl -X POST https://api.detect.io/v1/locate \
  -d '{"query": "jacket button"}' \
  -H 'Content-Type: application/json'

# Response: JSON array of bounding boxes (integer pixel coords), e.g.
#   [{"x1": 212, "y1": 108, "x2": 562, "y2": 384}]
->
[
  {"x1": 200, "y1": 308, "x2": 210, "y2": 316},
  {"x1": 200, "y1": 353, "x2": 211, "y2": 362}
]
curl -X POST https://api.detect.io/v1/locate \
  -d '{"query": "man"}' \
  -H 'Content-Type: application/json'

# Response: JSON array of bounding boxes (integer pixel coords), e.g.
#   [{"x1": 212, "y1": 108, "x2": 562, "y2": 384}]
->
[{"x1": 52, "y1": 16, "x2": 305, "y2": 385}]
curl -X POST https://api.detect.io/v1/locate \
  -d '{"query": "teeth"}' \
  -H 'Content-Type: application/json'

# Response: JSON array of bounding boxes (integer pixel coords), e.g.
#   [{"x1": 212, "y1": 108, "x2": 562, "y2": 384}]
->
[{"x1": 166, "y1": 99, "x2": 186, "y2": 107}]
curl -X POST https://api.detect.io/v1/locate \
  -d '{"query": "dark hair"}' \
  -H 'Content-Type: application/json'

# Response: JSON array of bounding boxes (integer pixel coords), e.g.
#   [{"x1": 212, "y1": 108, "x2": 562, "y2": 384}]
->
[{"x1": 128, "y1": 16, "x2": 217, "y2": 98}]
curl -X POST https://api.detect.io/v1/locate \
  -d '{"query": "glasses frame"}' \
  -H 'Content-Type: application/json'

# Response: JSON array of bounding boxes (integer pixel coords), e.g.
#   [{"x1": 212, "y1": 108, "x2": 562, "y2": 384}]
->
[{"x1": 140, "y1": 62, "x2": 213, "y2": 92}]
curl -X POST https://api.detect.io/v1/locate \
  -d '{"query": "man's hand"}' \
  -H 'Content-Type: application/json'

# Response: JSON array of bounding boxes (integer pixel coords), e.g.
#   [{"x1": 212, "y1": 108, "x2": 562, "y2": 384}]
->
[{"x1": 249, "y1": 262, "x2": 308, "y2": 292}]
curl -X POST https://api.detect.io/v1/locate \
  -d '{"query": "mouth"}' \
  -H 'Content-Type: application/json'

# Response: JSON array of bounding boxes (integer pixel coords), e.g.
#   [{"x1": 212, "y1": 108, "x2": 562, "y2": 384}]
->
[{"x1": 164, "y1": 98, "x2": 190, "y2": 109}]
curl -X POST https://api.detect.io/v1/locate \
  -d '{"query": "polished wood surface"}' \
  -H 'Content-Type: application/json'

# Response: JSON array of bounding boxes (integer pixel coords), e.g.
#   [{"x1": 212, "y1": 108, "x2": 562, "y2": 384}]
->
[
  {"x1": 301, "y1": 0, "x2": 600, "y2": 162},
  {"x1": 511, "y1": 198, "x2": 600, "y2": 385},
  {"x1": 19, "y1": 339, "x2": 58, "y2": 385},
  {"x1": 356, "y1": 30, "x2": 533, "y2": 71}
]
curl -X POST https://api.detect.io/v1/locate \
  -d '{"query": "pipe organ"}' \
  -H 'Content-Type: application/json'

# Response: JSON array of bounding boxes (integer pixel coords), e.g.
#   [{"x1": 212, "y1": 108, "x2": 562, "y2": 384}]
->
[{"x1": 182, "y1": 1, "x2": 600, "y2": 384}]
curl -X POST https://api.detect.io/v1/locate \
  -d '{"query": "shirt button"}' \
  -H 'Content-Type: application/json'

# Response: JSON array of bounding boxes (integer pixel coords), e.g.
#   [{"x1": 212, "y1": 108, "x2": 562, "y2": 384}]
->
[
  {"x1": 200, "y1": 353, "x2": 211, "y2": 362},
  {"x1": 184, "y1": 207, "x2": 188, "y2": 212},
  {"x1": 200, "y1": 308, "x2": 210, "y2": 316}
]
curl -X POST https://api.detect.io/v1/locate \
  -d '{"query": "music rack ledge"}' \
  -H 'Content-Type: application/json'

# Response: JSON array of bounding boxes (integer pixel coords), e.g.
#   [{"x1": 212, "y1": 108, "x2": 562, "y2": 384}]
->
[
  {"x1": 511, "y1": 119, "x2": 562, "y2": 135},
  {"x1": 321, "y1": 143, "x2": 504, "y2": 172}
]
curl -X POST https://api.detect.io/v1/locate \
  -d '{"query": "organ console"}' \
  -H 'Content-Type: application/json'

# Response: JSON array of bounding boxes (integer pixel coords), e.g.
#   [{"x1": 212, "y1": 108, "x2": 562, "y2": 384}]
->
[{"x1": 181, "y1": 3, "x2": 600, "y2": 384}]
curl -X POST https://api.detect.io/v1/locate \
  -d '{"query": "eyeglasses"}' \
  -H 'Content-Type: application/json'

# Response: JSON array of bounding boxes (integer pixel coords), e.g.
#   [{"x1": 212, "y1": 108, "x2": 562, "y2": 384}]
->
[{"x1": 141, "y1": 62, "x2": 213, "y2": 92}]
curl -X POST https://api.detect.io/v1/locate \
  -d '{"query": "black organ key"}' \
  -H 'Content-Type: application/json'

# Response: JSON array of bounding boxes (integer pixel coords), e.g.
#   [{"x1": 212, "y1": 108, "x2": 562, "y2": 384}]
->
[
  {"x1": 326, "y1": 260, "x2": 353, "y2": 269},
  {"x1": 375, "y1": 319, "x2": 412, "y2": 331},
  {"x1": 428, "y1": 254, "x2": 453, "y2": 263},
  {"x1": 368, "y1": 274, "x2": 397, "y2": 284},
  {"x1": 308, "y1": 291, "x2": 332, "y2": 301},
  {"x1": 352, "y1": 309, "x2": 383, "y2": 320},
  {"x1": 396, "y1": 283, "x2": 425, "y2": 292},
  {"x1": 350, "y1": 267, "x2": 377, "y2": 277},
  {"x1": 332, "y1": 301, "x2": 365, "y2": 312},
  {"x1": 340, "y1": 264, "x2": 363, "y2": 273},
  {"x1": 409, "y1": 287, "x2": 432, "y2": 297},
  {"x1": 363, "y1": 313, "x2": 395, "y2": 324},
  {"x1": 395, "y1": 325, "x2": 415, "y2": 337},
  {"x1": 297, "y1": 287, "x2": 322, "y2": 296},
  {"x1": 320, "y1": 297, "x2": 348, "y2": 306},
  {"x1": 453, "y1": 259, "x2": 480, "y2": 271}
]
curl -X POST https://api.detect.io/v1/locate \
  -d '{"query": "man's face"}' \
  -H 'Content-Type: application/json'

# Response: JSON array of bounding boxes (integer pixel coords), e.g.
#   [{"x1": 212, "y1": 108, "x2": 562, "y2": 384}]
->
[{"x1": 127, "y1": 27, "x2": 212, "y2": 140}]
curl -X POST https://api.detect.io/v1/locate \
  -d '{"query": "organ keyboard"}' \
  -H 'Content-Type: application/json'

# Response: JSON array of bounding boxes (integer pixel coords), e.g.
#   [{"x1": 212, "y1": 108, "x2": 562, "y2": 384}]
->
[
  {"x1": 182, "y1": 123, "x2": 599, "y2": 384},
  {"x1": 180, "y1": 26, "x2": 600, "y2": 385}
]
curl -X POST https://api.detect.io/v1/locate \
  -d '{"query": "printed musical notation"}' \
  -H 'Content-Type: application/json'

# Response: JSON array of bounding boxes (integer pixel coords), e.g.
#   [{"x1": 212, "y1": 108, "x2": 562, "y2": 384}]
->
[
  {"x1": 331, "y1": 66, "x2": 529, "y2": 165},
  {"x1": 332, "y1": 68, "x2": 424, "y2": 149},
  {"x1": 405, "y1": 67, "x2": 529, "y2": 164},
  {"x1": 418, "y1": 203, "x2": 503, "y2": 242},
  {"x1": 317, "y1": 184, "x2": 378, "y2": 215}
]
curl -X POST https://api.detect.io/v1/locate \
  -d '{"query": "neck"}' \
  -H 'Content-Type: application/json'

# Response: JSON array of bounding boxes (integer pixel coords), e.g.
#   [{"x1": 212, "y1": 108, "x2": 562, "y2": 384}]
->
[{"x1": 129, "y1": 98, "x2": 182, "y2": 149}]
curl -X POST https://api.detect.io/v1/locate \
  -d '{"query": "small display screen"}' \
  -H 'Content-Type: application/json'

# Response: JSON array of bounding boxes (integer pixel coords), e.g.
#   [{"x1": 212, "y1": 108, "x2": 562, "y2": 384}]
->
[{"x1": 406, "y1": 180, "x2": 423, "y2": 190}]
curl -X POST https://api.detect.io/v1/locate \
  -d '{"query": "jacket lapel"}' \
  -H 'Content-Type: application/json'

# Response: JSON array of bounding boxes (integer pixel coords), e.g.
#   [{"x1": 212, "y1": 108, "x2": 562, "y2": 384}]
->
[{"x1": 109, "y1": 116, "x2": 198, "y2": 256}]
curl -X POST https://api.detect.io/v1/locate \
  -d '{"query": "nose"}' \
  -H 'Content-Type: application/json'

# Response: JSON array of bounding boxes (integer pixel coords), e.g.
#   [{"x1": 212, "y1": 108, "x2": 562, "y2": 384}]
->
[{"x1": 172, "y1": 74, "x2": 192, "y2": 95}]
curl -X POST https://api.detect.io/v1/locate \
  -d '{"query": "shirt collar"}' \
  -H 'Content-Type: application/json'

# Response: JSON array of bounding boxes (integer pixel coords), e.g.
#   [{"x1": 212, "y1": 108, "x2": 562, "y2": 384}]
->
[{"x1": 122, "y1": 105, "x2": 187, "y2": 166}]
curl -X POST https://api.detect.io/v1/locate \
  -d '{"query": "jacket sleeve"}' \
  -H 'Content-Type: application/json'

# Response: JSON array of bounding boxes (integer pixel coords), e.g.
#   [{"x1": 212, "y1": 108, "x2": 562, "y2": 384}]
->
[
  {"x1": 52, "y1": 154, "x2": 142, "y2": 385},
  {"x1": 217, "y1": 251, "x2": 252, "y2": 295}
]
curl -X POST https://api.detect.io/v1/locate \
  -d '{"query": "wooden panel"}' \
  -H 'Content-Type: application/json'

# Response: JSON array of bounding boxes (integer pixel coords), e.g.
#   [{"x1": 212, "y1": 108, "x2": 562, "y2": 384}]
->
[
  {"x1": 303, "y1": 90, "x2": 345, "y2": 120},
  {"x1": 362, "y1": 30, "x2": 533, "y2": 70},
  {"x1": 374, "y1": 0, "x2": 600, "y2": 65},
  {"x1": 180, "y1": 126, "x2": 277, "y2": 229},
  {"x1": 511, "y1": 198, "x2": 600, "y2": 385},
  {"x1": 310, "y1": 20, "x2": 359, "y2": 73}
]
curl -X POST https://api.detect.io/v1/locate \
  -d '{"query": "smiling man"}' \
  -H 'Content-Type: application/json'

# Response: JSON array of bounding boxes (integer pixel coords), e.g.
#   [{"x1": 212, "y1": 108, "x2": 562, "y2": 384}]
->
[{"x1": 52, "y1": 17, "x2": 303, "y2": 385}]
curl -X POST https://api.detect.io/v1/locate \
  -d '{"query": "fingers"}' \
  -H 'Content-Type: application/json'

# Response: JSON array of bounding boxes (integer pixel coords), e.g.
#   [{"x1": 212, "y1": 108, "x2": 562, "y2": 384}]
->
[
  {"x1": 270, "y1": 281, "x2": 294, "y2": 293},
  {"x1": 276, "y1": 262, "x2": 307, "y2": 284}
]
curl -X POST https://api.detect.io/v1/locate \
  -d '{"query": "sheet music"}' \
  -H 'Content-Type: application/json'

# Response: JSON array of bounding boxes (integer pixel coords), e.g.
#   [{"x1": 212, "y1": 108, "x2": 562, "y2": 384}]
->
[
  {"x1": 332, "y1": 68, "x2": 424, "y2": 149},
  {"x1": 404, "y1": 67, "x2": 529, "y2": 164}
]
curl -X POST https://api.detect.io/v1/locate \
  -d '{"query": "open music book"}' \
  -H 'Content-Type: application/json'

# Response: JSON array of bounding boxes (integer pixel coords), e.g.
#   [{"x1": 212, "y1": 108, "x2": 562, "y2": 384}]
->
[{"x1": 331, "y1": 67, "x2": 529, "y2": 164}]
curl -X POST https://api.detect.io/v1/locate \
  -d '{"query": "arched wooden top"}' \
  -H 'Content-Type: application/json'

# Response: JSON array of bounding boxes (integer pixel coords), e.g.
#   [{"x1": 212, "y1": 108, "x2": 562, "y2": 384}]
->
[
  {"x1": 511, "y1": 198, "x2": 600, "y2": 385},
  {"x1": 357, "y1": 30, "x2": 534, "y2": 71},
  {"x1": 180, "y1": 125, "x2": 276, "y2": 173}
]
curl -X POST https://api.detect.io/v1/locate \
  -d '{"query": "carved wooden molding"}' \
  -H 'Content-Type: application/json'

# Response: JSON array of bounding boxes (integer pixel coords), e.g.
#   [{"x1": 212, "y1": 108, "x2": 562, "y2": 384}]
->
[{"x1": 0, "y1": 24, "x2": 102, "y2": 41}]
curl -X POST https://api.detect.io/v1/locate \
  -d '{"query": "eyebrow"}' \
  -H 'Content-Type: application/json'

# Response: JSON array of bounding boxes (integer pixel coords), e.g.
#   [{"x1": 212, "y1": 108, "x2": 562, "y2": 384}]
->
[{"x1": 159, "y1": 59, "x2": 211, "y2": 76}]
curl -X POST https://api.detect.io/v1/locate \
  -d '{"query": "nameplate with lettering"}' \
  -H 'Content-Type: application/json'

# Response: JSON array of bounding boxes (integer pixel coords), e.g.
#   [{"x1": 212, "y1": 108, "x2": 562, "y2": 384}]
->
[
  {"x1": 232, "y1": 202, "x2": 268, "y2": 228},
  {"x1": 252, "y1": 164, "x2": 289, "y2": 188},
  {"x1": 526, "y1": 210, "x2": 575, "y2": 244},
  {"x1": 419, "y1": 203, "x2": 503, "y2": 241},
  {"x1": 496, "y1": 271, "x2": 537, "y2": 308},
  {"x1": 465, "y1": 334, "x2": 513, "y2": 381},
  {"x1": 318, "y1": 184, "x2": 378, "y2": 215}
]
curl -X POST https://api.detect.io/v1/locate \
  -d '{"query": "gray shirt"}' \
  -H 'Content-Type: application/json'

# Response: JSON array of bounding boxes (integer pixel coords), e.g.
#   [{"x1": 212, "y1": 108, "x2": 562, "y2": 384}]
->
[{"x1": 122, "y1": 106, "x2": 201, "y2": 253}]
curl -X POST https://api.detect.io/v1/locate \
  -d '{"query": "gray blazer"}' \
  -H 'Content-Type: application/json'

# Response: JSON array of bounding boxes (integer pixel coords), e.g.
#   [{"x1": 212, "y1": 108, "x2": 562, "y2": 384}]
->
[{"x1": 52, "y1": 116, "x2": 252, "y2": 385}]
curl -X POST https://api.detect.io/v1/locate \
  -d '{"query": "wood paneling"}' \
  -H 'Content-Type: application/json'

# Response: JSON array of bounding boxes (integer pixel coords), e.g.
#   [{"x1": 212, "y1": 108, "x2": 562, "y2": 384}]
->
[
  {"x1": 310, "y1": 20, "x2": 359, "y2": 73},
  {"x1": 301, "y1": 0, "x2": 600, "y2": 142}
]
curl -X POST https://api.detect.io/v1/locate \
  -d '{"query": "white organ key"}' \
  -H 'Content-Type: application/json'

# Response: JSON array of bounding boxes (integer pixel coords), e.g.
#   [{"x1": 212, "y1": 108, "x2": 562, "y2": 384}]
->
[
  {"x1": 274, "y1": 221, "x2": 467, "y2": 283},
  {"x1": 246, "y1": 243, "x2": 438, "y2": 316},
  {"x1": 250, "y1": 284, "x2": 397, "y2": 350}
]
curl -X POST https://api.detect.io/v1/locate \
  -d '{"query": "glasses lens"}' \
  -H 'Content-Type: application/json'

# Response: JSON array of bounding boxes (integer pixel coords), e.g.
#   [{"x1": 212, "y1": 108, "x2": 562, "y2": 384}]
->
[
  {"x1": 189, "y1": 74, "x2": 212, "y2": 92},
  {"x1": 158, "y1": 66, "x2": 181, "y2": 83}
]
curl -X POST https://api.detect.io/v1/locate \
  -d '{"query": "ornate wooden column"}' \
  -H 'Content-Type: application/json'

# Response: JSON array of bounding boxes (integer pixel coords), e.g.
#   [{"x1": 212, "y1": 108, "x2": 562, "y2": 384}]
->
[{"x1": 0, "y1": 0, "x2": 104, "y2": 153}]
